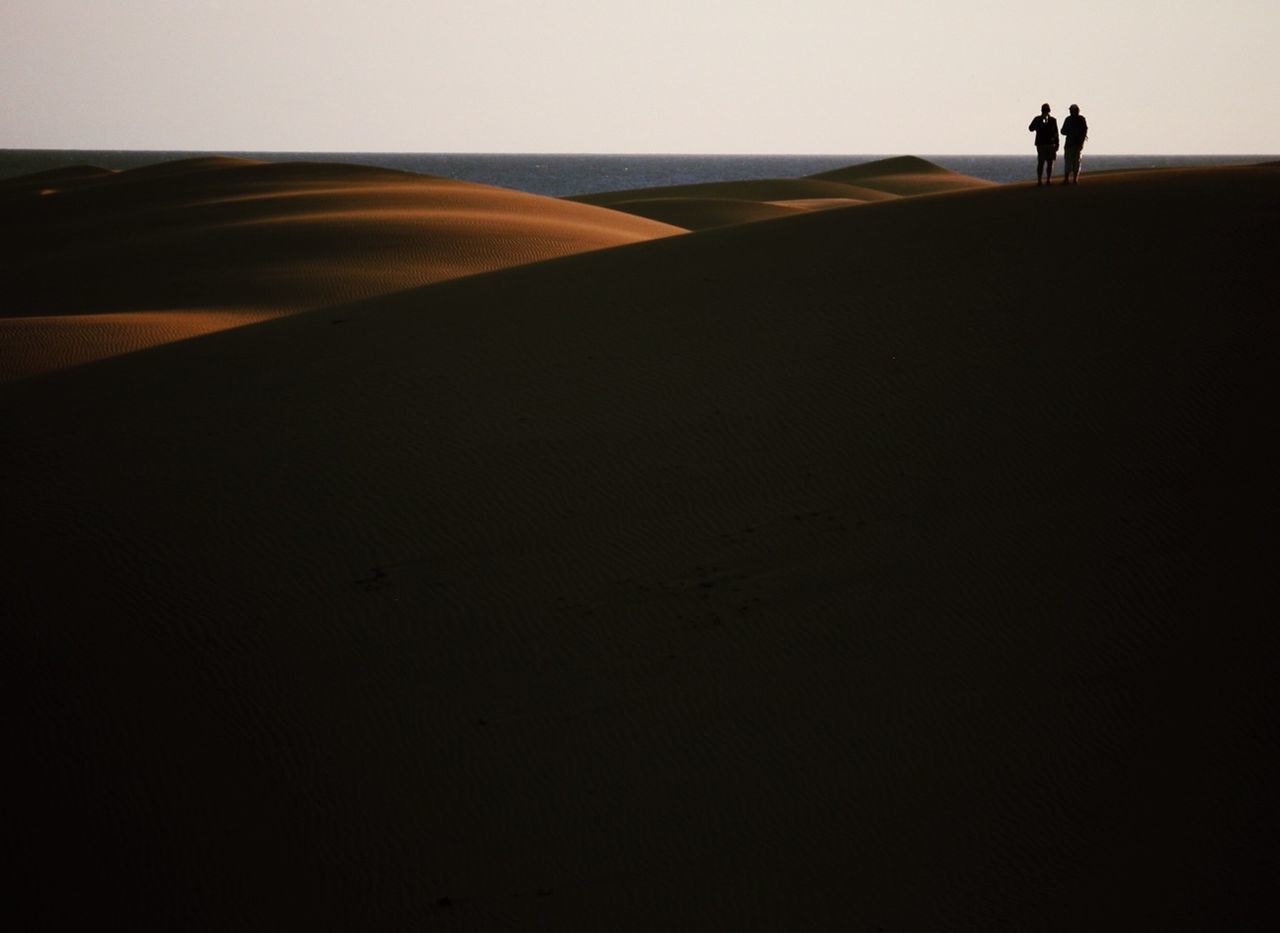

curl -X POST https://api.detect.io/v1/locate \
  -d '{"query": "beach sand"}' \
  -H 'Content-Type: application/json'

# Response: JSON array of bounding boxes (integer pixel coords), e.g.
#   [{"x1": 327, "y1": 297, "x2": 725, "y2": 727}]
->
[{"x1": 6, "y1": 159, "x2": 1278, "y2": 929}]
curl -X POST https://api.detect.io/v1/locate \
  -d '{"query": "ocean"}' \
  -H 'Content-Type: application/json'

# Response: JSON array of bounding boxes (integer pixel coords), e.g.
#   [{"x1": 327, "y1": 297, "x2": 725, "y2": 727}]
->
[{"x1": 0, "y1": 150, "x2": 1272, "y2": 197}]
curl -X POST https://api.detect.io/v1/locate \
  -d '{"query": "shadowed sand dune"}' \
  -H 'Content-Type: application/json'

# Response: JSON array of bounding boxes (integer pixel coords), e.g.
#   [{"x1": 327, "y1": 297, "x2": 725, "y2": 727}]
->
[
  {"x1": 569, "y1": 155, "x2": 991, "y2": 228},
  {"x1": 6, "y1": 164, "x2": 1278, "y2": 930},
  {"x1": 600, "y1": 195, "x2": 806, "y2": 228},
  {"x1": 807, "y1": 154, "x2": 998, "y2": 195},
  {"x1": 0, "y1": 157, "x2": 680, "y2": 382},
  {"x1": 0, "y1": 163, "x2": 118, "y2": 193}
]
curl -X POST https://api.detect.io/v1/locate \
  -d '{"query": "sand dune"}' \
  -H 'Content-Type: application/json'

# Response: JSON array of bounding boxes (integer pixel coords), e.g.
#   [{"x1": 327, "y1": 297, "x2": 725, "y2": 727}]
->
[
  {"x1": 0, "y1": 163, "x2": 118, "y2": 193},
  {"x1": 767, "y1": 196, "x2": 867, "y2": 211},
  {"x1": 573, "y1": 175, "x2": 901, "y2": 205},
  {"x1": 593, "y1": 194, "x2": 876, "y2": 231},
  {"x1": 0, "y1": 158, "x2": 680, "y2": 382},
  {"x1": 569, "y1": 155, "x2": 991, "y2": 228},
  {"x1": 0, "y1": 310, "x2": 281, "y2": 384},
  {"x1": 807, "y1": 153, "x2": 996, "y2": 195},
  {"x1": 6, "y1": 163, "x2": 1277, "y2": 930},
  {"x1": 600, "y1": 195, "x2": 805, "y2": 229}
]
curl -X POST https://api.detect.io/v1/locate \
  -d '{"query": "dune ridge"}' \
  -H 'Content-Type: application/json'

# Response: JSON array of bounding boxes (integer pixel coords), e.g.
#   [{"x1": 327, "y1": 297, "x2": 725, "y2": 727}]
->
[{"x1": 6, "y1": 162, "x2": 1277, "y2": 929}]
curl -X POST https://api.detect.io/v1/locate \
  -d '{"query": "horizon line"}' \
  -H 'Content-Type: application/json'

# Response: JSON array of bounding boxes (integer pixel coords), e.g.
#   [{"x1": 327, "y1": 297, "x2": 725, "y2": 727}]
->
[{"x1": 3, "y1": 147, "x2": 1278, "y2": 158}]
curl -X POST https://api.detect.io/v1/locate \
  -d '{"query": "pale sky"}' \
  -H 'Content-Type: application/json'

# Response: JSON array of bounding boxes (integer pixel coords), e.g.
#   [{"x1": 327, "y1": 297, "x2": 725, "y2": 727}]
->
[{"x1": 3, "y1": 0, "x2": 1277, "y2": 154}]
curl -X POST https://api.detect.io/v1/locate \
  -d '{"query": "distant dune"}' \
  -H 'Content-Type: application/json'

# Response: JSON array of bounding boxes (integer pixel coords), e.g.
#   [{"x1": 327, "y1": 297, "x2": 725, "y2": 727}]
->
[
  {"x1": 7, "y1": 161, "x2": 1277, "y2": 930},
  {"x1": 806, "y1": 153, "x2": 996, "y2": 195},
  {"x1": 0, "y1": 157, "x2": 680, "y2": 381},
  {"x1": 569, "y1": 154, "x2": 992, "y2": 229},
  {"x1": 598, "y1": 195, "x2": 806, "y2": 228}
]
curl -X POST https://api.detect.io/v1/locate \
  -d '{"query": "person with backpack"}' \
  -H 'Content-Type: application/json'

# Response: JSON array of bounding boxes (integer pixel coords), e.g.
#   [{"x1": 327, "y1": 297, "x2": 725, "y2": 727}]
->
[
  {"x1": 1028, "y1": 103, "x2": 1060, "y2": 186},
  {"x1": 1061, "y1": 104, "x2": 1089, "y2": 184}
]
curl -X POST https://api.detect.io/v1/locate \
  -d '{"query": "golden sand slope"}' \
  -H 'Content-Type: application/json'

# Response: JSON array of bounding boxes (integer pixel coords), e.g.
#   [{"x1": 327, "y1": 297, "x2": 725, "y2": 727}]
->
[
  {"x1": 6, "y1": 164, "x2": 1278, "y2": 930},
  {"x1": 0, "y1": 310, "x2": 282, "y2": 381},
  {"x1": 0, "y1": 157, "x2": 680, "y2": 382},
  {"x1": 570, "y1": 154, "x2": 992, "y2": 229}
]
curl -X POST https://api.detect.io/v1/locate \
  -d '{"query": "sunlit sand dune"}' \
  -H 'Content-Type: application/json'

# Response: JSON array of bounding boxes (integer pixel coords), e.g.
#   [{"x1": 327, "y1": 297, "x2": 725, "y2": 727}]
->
[
  {"x1": 7, "y1": 163, "x2": 1277, "y2": 930},
  {"x1": 0, "y1": 310, "x2": 281, "y2": 383},
  {"x1": 569, "y1": 155, "x2": 991, "y2": 228},
  {"x1": 0, "y1": 157, "x2": 680, "y2": 382}
]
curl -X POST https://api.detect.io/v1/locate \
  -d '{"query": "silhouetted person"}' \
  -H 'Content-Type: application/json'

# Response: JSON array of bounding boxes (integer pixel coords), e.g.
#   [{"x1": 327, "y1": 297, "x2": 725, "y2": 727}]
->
[
  {"x1": 1061, "y1": 104, "x2": 1088, "y2": 184},
  {"x1": 1028, "y1": 103, "x2": 1059, "y2": 186}
]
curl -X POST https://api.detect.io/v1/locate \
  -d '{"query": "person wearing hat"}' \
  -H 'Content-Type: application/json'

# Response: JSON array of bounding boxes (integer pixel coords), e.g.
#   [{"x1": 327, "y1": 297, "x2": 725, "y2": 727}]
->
[
  {"x1": 1028, "y1": 103, "x2": 1060, "y2": 186},
  {"x1": 1061, "y1": 104, "x2": 1089, "y2": 184}
]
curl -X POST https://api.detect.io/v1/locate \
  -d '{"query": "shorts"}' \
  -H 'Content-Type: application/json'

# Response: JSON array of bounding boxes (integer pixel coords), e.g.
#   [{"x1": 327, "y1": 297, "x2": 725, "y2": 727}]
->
[
  {"x1": 1036, "y1": 144, "x2": 1058, "y2": 161},
  {"x1": 1064, "y1": 148, "x2": 1083, "y2": 172}
]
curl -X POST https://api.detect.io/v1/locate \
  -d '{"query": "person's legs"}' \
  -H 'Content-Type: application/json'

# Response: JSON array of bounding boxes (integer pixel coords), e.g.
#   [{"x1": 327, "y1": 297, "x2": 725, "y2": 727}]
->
[{"x1": 1036, "y1": 146, "x2": 1055, "y2": 185}]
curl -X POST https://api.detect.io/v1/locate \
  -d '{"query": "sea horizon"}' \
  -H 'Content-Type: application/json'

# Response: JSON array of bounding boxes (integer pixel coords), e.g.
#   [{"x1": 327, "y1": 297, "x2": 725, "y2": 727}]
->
[{"x1": 2, "y1": 148, "x2": 1274, "y2": 196}]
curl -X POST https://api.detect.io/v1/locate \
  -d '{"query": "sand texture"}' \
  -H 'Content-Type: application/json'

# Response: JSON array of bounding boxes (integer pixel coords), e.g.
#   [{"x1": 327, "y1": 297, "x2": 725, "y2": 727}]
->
[
  {"x1": 0, "y1": 157, "x2": 680, "y2": 382},
  {"x1": 6, "y1": 162, "x2": 1278, "y2": 930},
  {"x1": 569, "y1": 154, "x2": 992, "y2": 228}
]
